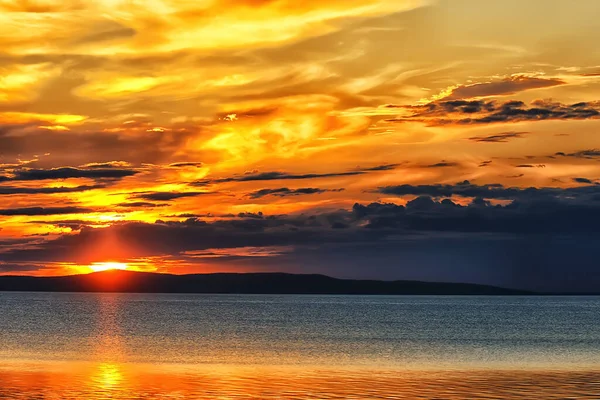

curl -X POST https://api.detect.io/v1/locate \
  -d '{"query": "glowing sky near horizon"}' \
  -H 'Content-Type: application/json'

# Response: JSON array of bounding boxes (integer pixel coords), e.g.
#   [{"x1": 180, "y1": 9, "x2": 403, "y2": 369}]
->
[{"x1": 1, "y1": 0, "x2": 600, "y2": 289}]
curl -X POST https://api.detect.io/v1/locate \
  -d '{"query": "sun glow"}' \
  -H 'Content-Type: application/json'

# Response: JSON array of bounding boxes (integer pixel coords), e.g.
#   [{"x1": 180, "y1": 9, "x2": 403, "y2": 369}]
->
[
  {"x1": 92, "y1": 363, "x2": 124, "y2": 389},
  {"x1": 89, "y1": 262, "x2": 128, "y2": 272}
]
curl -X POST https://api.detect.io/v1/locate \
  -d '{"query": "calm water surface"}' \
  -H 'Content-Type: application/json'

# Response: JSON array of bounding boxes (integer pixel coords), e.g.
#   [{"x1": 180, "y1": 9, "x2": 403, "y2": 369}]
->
[{"x1": 1, "y1": 293, "x2": 599, "y2": 398}]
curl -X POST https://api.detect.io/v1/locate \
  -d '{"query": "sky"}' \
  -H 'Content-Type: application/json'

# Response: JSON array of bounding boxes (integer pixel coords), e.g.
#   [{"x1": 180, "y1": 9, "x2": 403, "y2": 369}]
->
[{"x1": 0, "y1": 0, "x2": 599, "y2": 291}]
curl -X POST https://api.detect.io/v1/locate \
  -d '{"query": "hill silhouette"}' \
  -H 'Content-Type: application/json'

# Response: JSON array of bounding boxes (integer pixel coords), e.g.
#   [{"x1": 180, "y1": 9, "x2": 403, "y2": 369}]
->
[{"x1": 0, "y1": 270, "x2": 529, "y2": 295}]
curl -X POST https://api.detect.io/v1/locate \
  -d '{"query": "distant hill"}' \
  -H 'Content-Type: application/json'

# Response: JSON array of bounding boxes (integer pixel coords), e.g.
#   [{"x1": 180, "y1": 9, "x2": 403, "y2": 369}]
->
[{"x1": 0, "y1": 270, "x2": 529, "y2": 295}]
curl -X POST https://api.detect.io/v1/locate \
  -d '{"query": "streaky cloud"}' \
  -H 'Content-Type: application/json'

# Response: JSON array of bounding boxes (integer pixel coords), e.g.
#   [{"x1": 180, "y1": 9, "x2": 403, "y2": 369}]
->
[
  {"x1": 193, "y1": 164, "x2": 400, "y2": 186},
  {"x1": 388, "y1": 100, "x2": 600, "y2": 126},
  {"x1": 247, "y1": 187, "x2": 344, "y2": 199},
  {"x1": 0, "y1": 184, "x2": 105, "y2": 195},
  {"x1": 7, "y1": 167, "x2": 139, "y2": 181},
  {"x1": 0, "y1": 206, "x2": 94, "y2": 216}
]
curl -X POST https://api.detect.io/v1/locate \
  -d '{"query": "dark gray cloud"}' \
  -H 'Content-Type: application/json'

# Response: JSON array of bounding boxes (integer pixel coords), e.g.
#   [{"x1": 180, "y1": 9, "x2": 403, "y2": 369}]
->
[
  {"x1": 359, "y1": 195, "x2": 600, "y2": 235},
  {"x1": 26, "y1": 219, "x2": 92, "y2": 231},
  {"x1": 425, "y1": 161, "x2": 459, "y2": 168},
  {"x1": 376, "y1": 181, "x2": 600, "y2": 202},
  {"x1": 573, "y1": 177, "x2": 595, "y2": 184},
  {"x1": 193, "y1": 171, "x2": 361, "y2": 186},
  {"x1": 80, "y1": 162, "x2": 133, "y2": 169},
  {"x1": 132, "y1": 191, "x2": 213, "y2": 201},
  {"x1": 169, "y1": 162, "x2": 204, "y2": 168},
  {"x1": 0, "y1": 263, "x2": 44, "y2": 273},
  {"x1": 116, "y1": 202, "x2": 166, "y2": 208},
  {"x1": 355, "y1": 163, "x2": 402, "y2": 171},
  {"x1": 3, "y1": 183, "x2": 598, "y2": 256},
  {"x1": 162, "y1": 213, "x2": 219, "y2": 218},
  {"x1": 515, "y1": 164, "x2": 545, "y2": 168},
  {"x1": 6, "y1": 167, "x2": 138, "y2": 181},
  {"x1": 193, "y1": 164, "x2": 400, "y2": 186},
  {"x1": 0, "y1": 206, "x2": 93, "y2": 216},
  {"x1": 236, "y1": 212, "x2": 264, "y2": 219},
  {"x1": 555, "y1": 149, "x2": 600, "y2": 159},
  {"x1": 247, "y1": 187, "x2": 344, "y2": 199},
  {"x1": 469, "y1": 131, "x2": 529, "y2": 143},
  {"x1": 1, "y1": 194, "x2": 597, "y2": 261},
  {"x1": 3, "y1": 184, "x2": 600, "y2": 291},
  {"x1": 0, "y1": 184, "x2": 105, "y2": 195},
  {"x1": 389, "y1": 100, "x2": 600, "y2": 126},
  {"x1": 443, "y1": 76, "x2": 564, "y2": 100}
]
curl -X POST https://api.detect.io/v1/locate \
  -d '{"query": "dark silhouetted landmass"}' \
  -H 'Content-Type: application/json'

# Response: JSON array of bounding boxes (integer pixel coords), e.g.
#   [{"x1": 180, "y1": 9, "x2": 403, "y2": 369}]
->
[{"x1": 0, "y1": 270, "x2": 530, "y2": 295}]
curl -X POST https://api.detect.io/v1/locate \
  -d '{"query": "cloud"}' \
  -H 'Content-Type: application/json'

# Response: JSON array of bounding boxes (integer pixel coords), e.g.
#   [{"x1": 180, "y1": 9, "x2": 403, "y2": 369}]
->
[
  {"x1": 391, "y1": 100, "x2": 600, "y2": 126},
  {"x1": 555, "y1": 149, "x2": 600, "y2": 159},
  {"x1": 183, "y1": 246, "x2": 294, "y2": 260},
  {"x1": 132, "y1": 191, "x2": 213, "y2": 201},
  {"x1": 2, "y1": 0, "x2": 425, "y2": 56},
  {"x1": 194, "y1": 165, "x2": 399, "y2": 186},
  {"x1": 80, "y1": 161, "x2": 133, "y2": 169},
  {"x1": 376, "y1": 181, "x2": 600, "y2": 202},
  {"x1": 515, "y1": 164, "x2": 545, "y2": 168},
  {"x1": 247, "y1": 187, "x2": 344, "y2": 199},
  {"x1": 0, "y1": 262, "x2": 43, "y2": 273},
  {"x1": 425, "y1": 161, "x2": 459, "y2": 168},
  {"x1": 6, "y1": 167, "x2": 139, "y2": 181},
  {"x1": 116, "y1": 202, "x2": 165, "y2": 208},
  {"x1": 469, "y1": 131, "x2": 529, "y2": 143},
  {"x1": 3, "y1": 183, "x2": 600, "y2": 291},
  {"x1": 0, "y1": 122, "x2": 199, "y2": 166},
  {"x1": 168, "y1": 162, "x2": 204, "y2": 168},
  {"x1": 351, "y1": 195, "x2": 600, "y2": 237},
  {"x1": 0, "y1": 0, "x2": 85, "y2": 13},
  {"x1": 355, "y1": 163, "x2": 402, "y2": 171},
  {"x1": 1, "y1": 0, "x2": 599, "y2": 292},
  {"x1": 72, "y1": 21, "x2": 136, "y2": 45},
  {"x1": 25, "y1": 219, "x2": 92, "y2": 231},
  {"x1": 573, "y1": 177, "x2": 594, "y2": 184},
  {"x1": 0, "y1": 184, "x2": 105, "y2": 195},
  {"x1": 236, "y1": 212, "x2": 265, "y2": 219},
  {"x1": 0, "y1": 206, "x2": 93, "y2": 216},
  {"x1": 3, "y1": 187, "x2": 599, "y2": 263},
  {"x1": 442, "y1": 76, "x2": 564, "y2": 100}
]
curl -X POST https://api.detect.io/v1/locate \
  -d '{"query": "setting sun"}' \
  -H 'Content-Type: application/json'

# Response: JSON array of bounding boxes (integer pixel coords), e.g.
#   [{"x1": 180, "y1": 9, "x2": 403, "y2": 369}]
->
[{"x1": 89, "y1": 262, "x2": 128, "y2": 273}]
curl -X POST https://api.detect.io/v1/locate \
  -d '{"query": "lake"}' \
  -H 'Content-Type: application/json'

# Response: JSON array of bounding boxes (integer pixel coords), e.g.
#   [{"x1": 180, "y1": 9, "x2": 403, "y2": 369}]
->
[{"x1": 1, "y1": 293, "x2": 600, "y2": 398}]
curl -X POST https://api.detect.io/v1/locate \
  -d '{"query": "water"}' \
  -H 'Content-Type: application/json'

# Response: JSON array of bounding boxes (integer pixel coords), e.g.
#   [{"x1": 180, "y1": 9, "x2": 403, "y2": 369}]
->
[{"x1": 1, "y1": 293, "x2": 600, "y2": 398}]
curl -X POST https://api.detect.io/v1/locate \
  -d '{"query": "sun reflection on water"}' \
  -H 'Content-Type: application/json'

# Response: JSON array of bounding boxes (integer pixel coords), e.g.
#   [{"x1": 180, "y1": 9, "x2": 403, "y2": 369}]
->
[
  {"x1": 2, "y1": 364, "x2": 600, "y2": 400},
  {"x1": 84, "y1": 294, "x2": 130, "y2": 396},
  {"x1": 93, "y1": 293, "x2": 126, "y2": 361},
  {"x1": 2, "y1": 294, "x2": 600, "y2": 399},
  {"x1": 92, "y1": 363, "x2": 123, "y2": 389}
]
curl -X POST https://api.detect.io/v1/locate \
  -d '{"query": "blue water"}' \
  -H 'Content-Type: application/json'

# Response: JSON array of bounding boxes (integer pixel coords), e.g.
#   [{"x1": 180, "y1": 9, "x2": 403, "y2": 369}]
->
[
  {"x1": 2, "y1": 293, "x2": 600, "y2": 399},
  {"x1": 1, "y1": 293, "x2": 599, "y2": 368}
]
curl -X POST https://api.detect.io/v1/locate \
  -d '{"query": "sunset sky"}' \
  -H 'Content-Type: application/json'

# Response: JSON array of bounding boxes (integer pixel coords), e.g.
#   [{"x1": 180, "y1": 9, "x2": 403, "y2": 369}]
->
[{"x1": 1, "y1": 0, "x2": 599, "y2": 291}]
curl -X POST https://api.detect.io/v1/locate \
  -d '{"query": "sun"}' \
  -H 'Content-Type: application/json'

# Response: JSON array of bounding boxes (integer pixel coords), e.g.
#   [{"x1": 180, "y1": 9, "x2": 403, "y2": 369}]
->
[{"x1": 89, "y1": 262, "x2": 128, "y2": 272}]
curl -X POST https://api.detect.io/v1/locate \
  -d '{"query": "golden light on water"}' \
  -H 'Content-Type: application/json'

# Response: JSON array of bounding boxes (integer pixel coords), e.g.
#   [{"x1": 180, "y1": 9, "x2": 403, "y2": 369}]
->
[
  {"x1": 92, "y1": 363, "x2": 124, "y2": 389},
  {"x1": 2, "y1": 293, "x2": 600, "y2": 398},
  {"x1": 89, "y1": 262, "x2": 128, "y2": 273}
]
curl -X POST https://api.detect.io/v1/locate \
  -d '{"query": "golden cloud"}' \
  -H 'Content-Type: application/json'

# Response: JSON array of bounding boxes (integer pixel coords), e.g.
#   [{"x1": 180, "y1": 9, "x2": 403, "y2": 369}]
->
[
  {"x1": 0, "y1": 64, "x2": 59, "y2": 103},
  {"x1": 0, "y1": 0, "x2": 426, "y2": 55}
]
